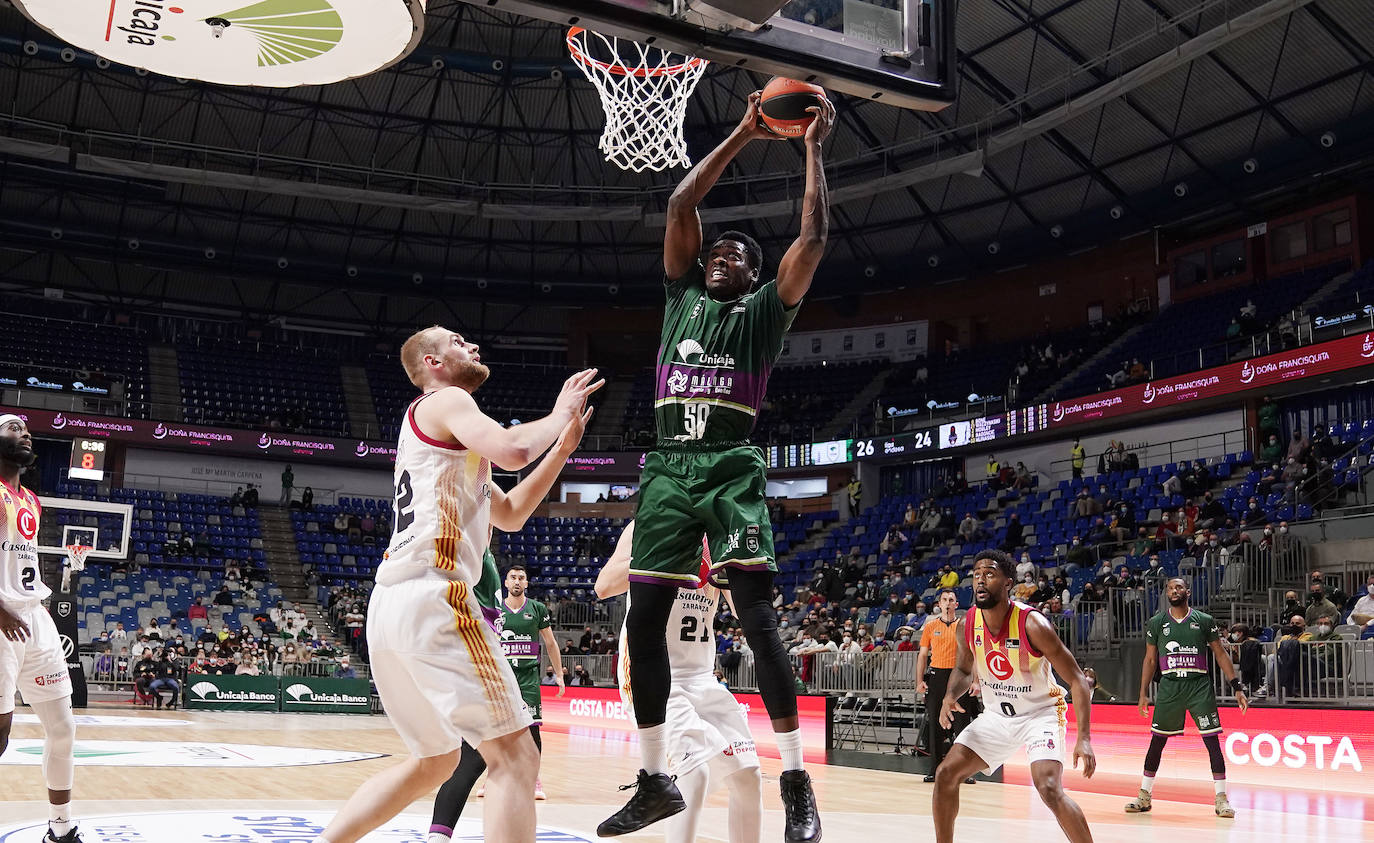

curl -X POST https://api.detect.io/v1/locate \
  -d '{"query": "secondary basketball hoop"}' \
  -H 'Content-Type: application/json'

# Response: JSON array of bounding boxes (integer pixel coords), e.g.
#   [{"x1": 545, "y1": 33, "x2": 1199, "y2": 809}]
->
[
  {"x1": 567, "y1": 26, "x2": 708, "y2": 173},
  {"x1": 61, "y1": 543, "x2": 91, "y2": 592}
]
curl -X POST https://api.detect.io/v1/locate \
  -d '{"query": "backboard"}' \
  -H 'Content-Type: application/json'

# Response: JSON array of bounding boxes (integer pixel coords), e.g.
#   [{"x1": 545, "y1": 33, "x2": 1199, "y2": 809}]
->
[
  {"x1": 37, "y1": 497, "x2": 133, "y2": 561},
  {"x1": 472, "y1": 0, "x2": 955, "y2": 111}
]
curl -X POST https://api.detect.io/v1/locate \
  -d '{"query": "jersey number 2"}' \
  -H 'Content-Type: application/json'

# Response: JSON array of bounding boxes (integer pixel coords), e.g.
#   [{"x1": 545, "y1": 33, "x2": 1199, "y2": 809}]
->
[
  {"x1": 20, "y1": 566, "x2": 36, "y2": 591},
  {"x1": 395, "y1": 470, "x2": 416, "y2": 532},
  {"x1": 679, "y1": 615, "x2": 712, "y2": 643}
]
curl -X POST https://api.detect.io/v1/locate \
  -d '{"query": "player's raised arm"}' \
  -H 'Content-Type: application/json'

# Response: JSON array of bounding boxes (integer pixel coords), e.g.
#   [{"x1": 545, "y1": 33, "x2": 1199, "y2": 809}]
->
[
  {"x1": 775, "y1": 96, "x2": 834, "y2": 308},
  {"x1": 420, "y1": 369, "x2": 603, "y2": 470},
  {"x1": 1026, "y1": 611, "x2": 1096, "y2": 778},
  {"x1": 664, "y1": 92, "x2": 777, "y2": 279},
  {"x1": 595, "y1": 521, "x2": 636, "y2": 600},
  {"x1": 938, "y1": 615, "x2": 974, "y2": 729}
]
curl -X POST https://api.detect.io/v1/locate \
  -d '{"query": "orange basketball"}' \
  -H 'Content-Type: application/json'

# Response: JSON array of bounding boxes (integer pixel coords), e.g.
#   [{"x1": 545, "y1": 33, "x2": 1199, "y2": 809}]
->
[{"x1": 758, "y1": 77, "x2": 828, "y2": 138}]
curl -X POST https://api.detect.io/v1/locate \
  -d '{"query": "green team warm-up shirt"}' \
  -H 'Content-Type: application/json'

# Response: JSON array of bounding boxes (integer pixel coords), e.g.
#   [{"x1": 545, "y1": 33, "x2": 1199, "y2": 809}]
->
[
  {"x1": 652, "y1": 261, "x2": 798, "y2": 444},
  {"x1": 499, "y1": 595, "x2": 550, "y2": 707},
  {"x1": 1146, "y1": 608, "x2": 1220, "y2": 678}
]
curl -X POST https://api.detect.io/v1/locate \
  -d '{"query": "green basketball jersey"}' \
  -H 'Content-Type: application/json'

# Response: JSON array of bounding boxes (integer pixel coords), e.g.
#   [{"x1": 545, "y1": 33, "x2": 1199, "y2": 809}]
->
[
  {"x1": 1146, "y1": 607, "x2": 1220, "y2": 678},
  {"x1": 653, "y1": 261, "x2": 798, "y2": 445},
  {"x1": 499, "y1": 596, "x2": 550, "y2": 705},
  {"x1": 474, "y1": 549, "x2": 501, "y2": 629}
]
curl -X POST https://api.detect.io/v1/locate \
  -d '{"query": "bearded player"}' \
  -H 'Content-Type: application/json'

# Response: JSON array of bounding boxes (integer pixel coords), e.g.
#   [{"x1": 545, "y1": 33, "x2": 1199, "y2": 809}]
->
[
  {"x1": 314, "y1": 329, "x2": 601, "y2": 843},
  {"x1": 601, "y1": 89, "x2": 833, "y2": 843},
  {"x1": 934, "y1": 549, "x2": 1096, "y2": 843},
  {"x1": 0, "y1": 414, "x2": 84, "y2": 843},
  {"x1": 1125, "y1": 577, "x2": 1247, "y2": 819},
  {"x1": 597, "y1": 521, "x2": 763, "y2": 843},
  {"x1": 428, "y1": 563, "x2": 565, "y2": 843}
]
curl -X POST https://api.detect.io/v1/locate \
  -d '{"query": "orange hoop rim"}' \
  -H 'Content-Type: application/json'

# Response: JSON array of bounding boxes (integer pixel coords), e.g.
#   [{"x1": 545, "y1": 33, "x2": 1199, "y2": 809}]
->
[{"x1": 566, "y1": 26, "x2": 707, "y2": 79}]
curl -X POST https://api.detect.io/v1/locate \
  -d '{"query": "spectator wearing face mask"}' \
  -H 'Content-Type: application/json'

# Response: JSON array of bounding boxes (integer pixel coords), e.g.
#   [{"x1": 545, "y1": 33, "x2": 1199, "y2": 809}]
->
[
  {"x1": 1349, "y1": 575, "x2": 1374, "y2": 626},
  {"x1": 957, "y1": 512, "x2": 978, "y2": 543},
  {"x1": 1258, "y1": 434, "x2": 1282, "y2": 465},
  {"x1": 1304, "y1": 583, "x2": 1341, "y2": 627},
  {"x1": 1014, "y1": 553, "x2": 1035, "y2": 582},
  {"x1": 1198, "y1": 492, "x2": 1227, "y2": 530},
  {"x1": 1226, "y1": 625, "x2": 1264, "y2": 696},
  {"x1": 937, "y1": 565, "x2": 959, "y2": 590},
  {"x1": 894, "y1": 625, "x2": 918, "y2": 651},
  {"x1": 1064, "y1": 536, "x2": 1092, "y2": 572},
  {"x1": 1142, "y1": 554, "x2": 1167, "y2": 581},
  {"x1": 1309, "y1": 570, "x2": 1348, "y2": 611},
  {"x1": 1012, "y1": 574, "x2": 1038, "y2": 603}
]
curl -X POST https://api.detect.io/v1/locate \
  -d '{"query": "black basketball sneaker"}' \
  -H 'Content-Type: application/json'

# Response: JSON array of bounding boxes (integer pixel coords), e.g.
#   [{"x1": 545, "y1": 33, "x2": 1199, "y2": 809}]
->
[
  {"x1": 780, "y1": 769, "x2": 822, "y2": 842},
  {"x1": 596, "y1": 769, "x2": 685, "y2": 837}
]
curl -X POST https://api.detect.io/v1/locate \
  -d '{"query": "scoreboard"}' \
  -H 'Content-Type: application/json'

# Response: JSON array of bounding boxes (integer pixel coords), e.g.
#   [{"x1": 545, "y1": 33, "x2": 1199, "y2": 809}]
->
[
  {"x1": 767, "y1": 438, "x2": 854, "y2": 470},
  {"x1": 69, "y1": 438, "x2": 107, "y2": 481}
]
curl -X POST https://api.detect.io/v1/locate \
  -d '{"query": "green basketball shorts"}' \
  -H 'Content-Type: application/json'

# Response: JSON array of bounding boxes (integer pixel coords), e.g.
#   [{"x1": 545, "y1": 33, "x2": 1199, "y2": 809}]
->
[
  {"x1": 629, "y1": 445, "x2": 776, "y2": 587},
  {"x1": 1152, "y1": 675, "x2": 1222, "y2": 736}
]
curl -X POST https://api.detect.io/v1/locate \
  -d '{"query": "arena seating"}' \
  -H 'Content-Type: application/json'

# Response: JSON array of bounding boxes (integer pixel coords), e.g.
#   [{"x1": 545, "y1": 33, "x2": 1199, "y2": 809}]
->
[
  {"x1": 56, "y1": 481, "x2": 276, "y2": 642},
  {"x1": 291, "y1": 496, "x2": 390, "y2": 583},
  {"x1": 0, "y1": 313, "x2": 150, "y2": 413},
  {"x1": 1053, "y1": 260, "x2": 1351, "y2": 399},
  {"x1": 176, "y1": 339, "x2": 350, "y2": 435}
]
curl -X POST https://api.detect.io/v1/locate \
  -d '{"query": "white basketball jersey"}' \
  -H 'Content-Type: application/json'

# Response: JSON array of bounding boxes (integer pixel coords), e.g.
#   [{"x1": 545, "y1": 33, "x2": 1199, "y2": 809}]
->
[
  {"x1": 375, "y1": 393, "x2": 492, "y2": 588},
  {"x1": 619, "y1": 538, "x2": 716, "y2": 697},
  {"x1": 0, "y1": 481, "x2": 46, "y2": 612}
]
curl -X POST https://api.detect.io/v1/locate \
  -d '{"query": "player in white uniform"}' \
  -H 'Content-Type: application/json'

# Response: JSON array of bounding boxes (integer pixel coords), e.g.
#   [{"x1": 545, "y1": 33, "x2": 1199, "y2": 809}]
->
[
  {"x1": 0, "y1": 414, "x2": 84, "y2": 843},
  {"x1": 934, "y1": 549, "x2": 1097, "y2": 843},
  {"x1": 315, "y1": 327, "x2": 601, "y2": 843},
  {"x1": 596, "y1": 521, "x2": 763, "y2": 843}
]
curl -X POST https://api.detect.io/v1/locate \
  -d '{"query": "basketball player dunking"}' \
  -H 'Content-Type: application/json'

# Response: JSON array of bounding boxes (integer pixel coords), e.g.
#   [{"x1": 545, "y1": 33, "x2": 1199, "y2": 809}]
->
[
  {"x1": 934, "y1": 549, "x2": 1097, "y2": 843},
  {"x1": 0, "y1": 414, "x2": 84, "y2": 843},
  {"x1": 601, "y1": 89, "x2": 834, "y2": 843},
  {"x1": 314, "y1": 329, "x2": 601, "y2": 843},
  {"x1": 596, "y1": 521, "x2": 763, "y2": 843}
]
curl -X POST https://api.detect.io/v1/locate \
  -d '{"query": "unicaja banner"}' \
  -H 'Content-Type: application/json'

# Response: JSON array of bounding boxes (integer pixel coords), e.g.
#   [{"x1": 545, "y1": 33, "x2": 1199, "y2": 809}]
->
[
  {"x1": 185, "y1": 673, "x2": 280, "y2": 711},
  {"x1": 280, "y1": 677, "x2": 371, "y2": 714},
  {"x1": 12, "y1": 0, "x2": 425, "y2": 87}
]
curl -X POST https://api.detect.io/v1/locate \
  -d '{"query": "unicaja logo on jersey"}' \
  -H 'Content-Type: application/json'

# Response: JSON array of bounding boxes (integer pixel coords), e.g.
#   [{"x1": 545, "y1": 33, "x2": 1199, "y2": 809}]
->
[
  {"x1": 985, "y1": 649, "x2": 1014, "y2": 681},
  {"x1": 674, "y1": 338, "x2": 736, "y2": 368}
]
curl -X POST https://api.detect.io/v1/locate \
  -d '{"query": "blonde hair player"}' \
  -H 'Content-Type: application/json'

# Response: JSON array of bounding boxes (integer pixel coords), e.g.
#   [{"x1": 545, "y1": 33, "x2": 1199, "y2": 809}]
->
[
  {"x1": 0, "y1": 414, "x2": 84, "y2": 842},
  {"x1": 313, "y1": 329, "x2": 602, "y2": 843},
  {"x1": 596, "y1": 520, "x2": 763, "y2": 843}
]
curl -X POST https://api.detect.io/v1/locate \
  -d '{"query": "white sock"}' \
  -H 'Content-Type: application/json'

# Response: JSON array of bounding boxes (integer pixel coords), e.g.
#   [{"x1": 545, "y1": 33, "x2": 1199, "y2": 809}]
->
[
  {"x1": 428, "y1": 834, "x2": 452, "y2": 843},
  {"x1": 1214, "y1": 779, "x2": 1227, "y2": 795},
  {"x1": 777, "y1": 729, "x2": 804, "y2": 772},
  {"x1": 1140, "y1": 773, "x2": 1155, "y2": 793},
  {"x1": 48, "y1": 803, "x2": 72, "y2": 836},
  {"x1": 639, "y1": 723, "x2": 669, "y2": 775}
]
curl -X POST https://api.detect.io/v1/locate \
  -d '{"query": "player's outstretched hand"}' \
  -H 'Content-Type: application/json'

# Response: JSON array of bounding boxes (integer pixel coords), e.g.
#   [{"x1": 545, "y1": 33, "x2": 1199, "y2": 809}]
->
[
  {"x1": 736, "y1": 91, "x2": 783, "y2": 142},
  {"x1": 938, "y1": 695, "x2": 963, "y2": 730},
  {"x1": 554, "y1": 368, "x2": 605, "y2": 420},
  {"x1": 555, "y1": 406, "x2": 595, "y2": 457},
  {"x1": 0, "y1": 605, "x2": 30, "y2": 642},
  {"x1": 556, "y1": 671, "x2": 566, "y2": 698},
  {"x1": 1235, "y1": 689, "x2": 1249, "y2": 713},
  {"x1": 1074, "y1": 737, "x2": 1096, "y2": 778},
  {"x1": 804, "y1": 95, "x2": 836, "y2": 146},
  {"x1": 1137, "y1": 697, "x2": 1150, "y2": 718}
]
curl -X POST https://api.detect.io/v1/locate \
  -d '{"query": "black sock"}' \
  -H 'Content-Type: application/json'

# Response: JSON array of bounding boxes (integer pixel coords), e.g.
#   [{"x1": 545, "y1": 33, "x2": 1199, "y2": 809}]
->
[
  {"x1": 728, "y1": 568, "x2": 799, "y2": 720},
  {"x1": 1144, "y1": 733, "x2": 1169, "y2": 776},
  {"x1": 626, "y1": 581, "x2": 679, "y2": 726},
  {"x1": 429, "y1": 741, "x2": 487, "y2": 834},
  {"x1": 530, "y1": 723, "x2": 542, "y2": 753},
  {"x1": 1201, "y1": 733, "x2": 1226, "y2": 778}
]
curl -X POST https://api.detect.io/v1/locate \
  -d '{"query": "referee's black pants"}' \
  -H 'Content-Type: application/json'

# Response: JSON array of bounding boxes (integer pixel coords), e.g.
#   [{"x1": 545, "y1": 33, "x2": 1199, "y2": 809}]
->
[{"x1": 924, "y1": 666, "x2": 978, "y2": 770}]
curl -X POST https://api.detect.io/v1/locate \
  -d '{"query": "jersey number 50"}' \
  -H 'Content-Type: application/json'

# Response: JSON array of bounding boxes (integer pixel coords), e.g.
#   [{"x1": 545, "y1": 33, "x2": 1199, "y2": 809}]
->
[{"x1": 683, "y1": 404, "x2": 712, "y2": 440}]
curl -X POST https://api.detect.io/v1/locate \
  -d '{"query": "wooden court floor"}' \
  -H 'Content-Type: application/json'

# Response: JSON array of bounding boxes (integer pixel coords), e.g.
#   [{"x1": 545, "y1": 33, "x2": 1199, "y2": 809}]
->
[{"x1": 1, "y1": 707, "x2": 1368, "y2": 841}]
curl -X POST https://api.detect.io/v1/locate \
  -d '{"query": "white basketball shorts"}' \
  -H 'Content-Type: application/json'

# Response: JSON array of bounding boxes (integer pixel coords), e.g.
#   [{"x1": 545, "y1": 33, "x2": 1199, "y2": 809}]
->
[
  {"x1": 0, "y1": 603, "x2": 71, "y2": 714},
  {"x1": 953, "y1": 704, "x2": 1067, "y2": 775},
  {"x1": 367, "y1": 576, "x2": 531, "y2": 758}
]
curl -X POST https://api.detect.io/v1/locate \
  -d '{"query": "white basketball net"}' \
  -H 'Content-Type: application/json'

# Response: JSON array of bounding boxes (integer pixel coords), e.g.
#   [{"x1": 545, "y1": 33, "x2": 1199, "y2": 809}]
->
[{"x1": 567, "y1": 27, "x2": 708, "y2": 173}]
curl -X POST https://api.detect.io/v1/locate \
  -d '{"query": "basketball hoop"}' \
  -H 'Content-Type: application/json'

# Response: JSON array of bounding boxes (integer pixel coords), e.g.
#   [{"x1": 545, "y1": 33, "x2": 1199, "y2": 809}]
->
[
  {"x1": 567, "y1": 26, "x2": 708, "y2": 173},
  {"x1": 62, "y1": 544, "x2": 90, "y2": 592}
]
